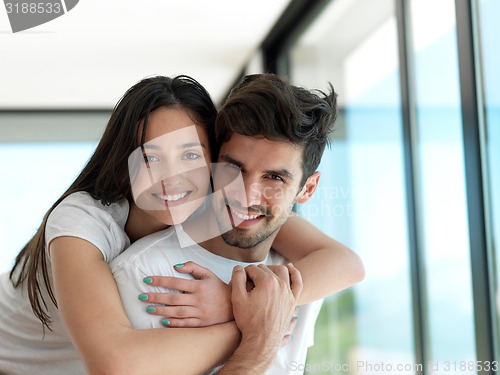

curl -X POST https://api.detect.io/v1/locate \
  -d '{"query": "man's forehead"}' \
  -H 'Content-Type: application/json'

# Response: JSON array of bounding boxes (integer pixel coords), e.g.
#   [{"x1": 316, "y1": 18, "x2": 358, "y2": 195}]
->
[
  {"x1": 221, "y1": 133, "x2": 301, "y2": 150},
  {"x1": 219, "y1": 134, "x2": 304, "y2": 175}
]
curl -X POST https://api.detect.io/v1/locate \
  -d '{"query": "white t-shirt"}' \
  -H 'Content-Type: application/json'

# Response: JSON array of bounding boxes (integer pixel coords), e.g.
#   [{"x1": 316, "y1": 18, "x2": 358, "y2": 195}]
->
[
  {"x1": 111, "y1": 225, "x2": 323, "y2": 375},
  {"x1": 0, "y1": 192, "x2": 130, "y2": 375}
]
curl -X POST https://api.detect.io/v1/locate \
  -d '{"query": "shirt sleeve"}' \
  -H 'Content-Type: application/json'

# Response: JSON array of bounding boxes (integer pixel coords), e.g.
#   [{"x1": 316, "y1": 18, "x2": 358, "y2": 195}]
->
[{"x1": 45, "y1": 192, "x2": 129, "y2": 263}]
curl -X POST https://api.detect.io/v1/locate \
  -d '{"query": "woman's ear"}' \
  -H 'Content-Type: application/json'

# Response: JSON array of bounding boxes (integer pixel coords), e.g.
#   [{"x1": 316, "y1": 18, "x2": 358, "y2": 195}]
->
[{"x1": 296, "y1": 172, "x2": 321, "y2": 204}]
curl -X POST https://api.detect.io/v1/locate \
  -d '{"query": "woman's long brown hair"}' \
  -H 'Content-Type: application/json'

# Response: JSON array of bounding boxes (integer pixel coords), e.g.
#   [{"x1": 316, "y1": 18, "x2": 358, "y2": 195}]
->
[{"x1": 9, "y1": 75, "x2": 217, "y2": 330}]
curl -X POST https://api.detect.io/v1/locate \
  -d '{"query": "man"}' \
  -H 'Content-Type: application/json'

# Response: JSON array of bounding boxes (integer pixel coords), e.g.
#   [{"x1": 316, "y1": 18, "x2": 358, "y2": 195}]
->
[{"x1": 111, "y1": 73, "x2": 338, "y2": 373}]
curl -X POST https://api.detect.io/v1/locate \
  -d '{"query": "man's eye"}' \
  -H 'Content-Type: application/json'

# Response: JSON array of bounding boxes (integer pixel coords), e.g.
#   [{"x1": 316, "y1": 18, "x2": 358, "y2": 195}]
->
[
  {"x1": 268, "y1": 174, "x2": 284, "y2": 182},
  {"x1": 226, "y1": 162, "x2": 241, "y2": 170},
  {"x1": 144, "y1": 154, "x2": 160, "y2": 163},
  {"x1": 183, "y1": 152, "x2": 202, "y2": 160}
]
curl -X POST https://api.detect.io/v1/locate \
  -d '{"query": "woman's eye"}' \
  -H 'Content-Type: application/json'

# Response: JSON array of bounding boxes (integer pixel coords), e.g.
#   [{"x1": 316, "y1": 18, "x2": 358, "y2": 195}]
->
[
  {"x1": 183, "y1": 152, "x2": 202, "y2": 160},
  {"x1": 144, "y1": 154, "x2": 160, "y2": 163}
]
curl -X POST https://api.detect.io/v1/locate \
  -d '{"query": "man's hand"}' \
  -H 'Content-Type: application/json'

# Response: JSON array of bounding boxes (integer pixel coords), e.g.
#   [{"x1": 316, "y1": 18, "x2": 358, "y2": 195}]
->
[{"x1": 219, "y1": 263, "x2": 302, "y2": 374}]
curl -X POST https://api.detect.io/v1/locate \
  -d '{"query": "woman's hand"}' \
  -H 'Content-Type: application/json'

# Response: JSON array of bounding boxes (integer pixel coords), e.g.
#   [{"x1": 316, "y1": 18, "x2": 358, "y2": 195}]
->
[
  {"x1": 281, "y1": 306, "x2": 299, "y2": 347},
  {"x1": 139, "y1": 261, "x2": 233, "y2": 327}
]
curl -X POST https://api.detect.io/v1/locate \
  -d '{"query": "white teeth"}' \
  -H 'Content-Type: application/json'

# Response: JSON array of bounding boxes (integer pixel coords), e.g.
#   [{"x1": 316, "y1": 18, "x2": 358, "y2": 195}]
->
[
  {"x1": 231, "y1": 209, "x2": 259, "y2": 221},
  {"x1": 156, "y1": 191, "x2": 188, "y2": 201}
]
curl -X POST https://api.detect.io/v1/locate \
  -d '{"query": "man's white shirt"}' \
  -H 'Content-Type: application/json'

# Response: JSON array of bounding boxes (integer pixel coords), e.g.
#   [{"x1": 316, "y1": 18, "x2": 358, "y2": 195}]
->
[{"x1": 111, "y1": 225, "x2": 323, "y2": 374}]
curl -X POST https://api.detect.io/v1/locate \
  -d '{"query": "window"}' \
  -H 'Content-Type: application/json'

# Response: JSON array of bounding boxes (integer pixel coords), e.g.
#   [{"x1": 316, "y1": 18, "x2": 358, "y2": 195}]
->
[
  {"x1": 267, "y1": 0, "x2": 496, "y2": 371},
  {"x1": 289, "y1": 0, "x2": 415, "y2": 371},
  {"x1": 0, "y1": 112, "x2": 107, "y2": 273},
  {"x1": 409, "y1": 0, "x2": 476, "y2": 366},
  {"x1": 478, "y1": 0, "x2": 500, "y2": 360}
]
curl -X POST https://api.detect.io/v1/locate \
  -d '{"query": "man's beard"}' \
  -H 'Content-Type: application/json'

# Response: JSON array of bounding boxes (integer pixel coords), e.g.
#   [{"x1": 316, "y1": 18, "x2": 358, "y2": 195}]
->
[
  {"x1": 216, "y1": 199, "x2": 291, "y2": 249},
  {"x1": 220, "y1": 217, "x2": 279, "y2": 249}
]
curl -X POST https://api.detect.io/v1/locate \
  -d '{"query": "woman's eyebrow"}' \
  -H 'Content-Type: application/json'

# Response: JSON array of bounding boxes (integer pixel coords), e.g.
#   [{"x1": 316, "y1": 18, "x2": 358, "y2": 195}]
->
[
  {"x1": 177, "y1": 142, "x2": 206, "y2": 149},
  {"x1": 142, "y1": 141, "x2": 206, "y2": 150}
]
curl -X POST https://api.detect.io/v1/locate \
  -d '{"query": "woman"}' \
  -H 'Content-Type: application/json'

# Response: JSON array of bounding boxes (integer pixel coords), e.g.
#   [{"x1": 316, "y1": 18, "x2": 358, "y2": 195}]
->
[{"x1": 0, "y1": 75, "x2": 364, "y2": 374}]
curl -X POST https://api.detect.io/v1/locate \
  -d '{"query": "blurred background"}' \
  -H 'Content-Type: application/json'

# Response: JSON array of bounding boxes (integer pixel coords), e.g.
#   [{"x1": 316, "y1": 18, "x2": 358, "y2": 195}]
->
[{"x1": 1, "y1": 0, "x2": 499, "y2": 374}]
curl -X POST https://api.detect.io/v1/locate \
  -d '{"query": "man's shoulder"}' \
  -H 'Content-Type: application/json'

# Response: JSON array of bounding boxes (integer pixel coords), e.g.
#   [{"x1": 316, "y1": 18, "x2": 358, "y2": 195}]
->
[
  {"x1": 266, "y1": 249, "x2": 288, "y2": 265},
  {"x1": 110, "y1": 226, "x2": 179, "y2": 268}
]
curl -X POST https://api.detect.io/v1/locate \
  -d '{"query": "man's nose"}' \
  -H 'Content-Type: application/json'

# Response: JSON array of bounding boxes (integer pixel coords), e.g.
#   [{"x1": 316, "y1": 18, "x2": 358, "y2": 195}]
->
[{"x1": 243, "y1": 179, "x2": 263, "y2": 207}]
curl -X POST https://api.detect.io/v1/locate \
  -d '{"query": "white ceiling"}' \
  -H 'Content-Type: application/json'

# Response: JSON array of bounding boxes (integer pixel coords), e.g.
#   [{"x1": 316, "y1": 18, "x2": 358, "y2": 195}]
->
[{"x1": 0, "y1": 0, "x2": 291, "y2": 109}]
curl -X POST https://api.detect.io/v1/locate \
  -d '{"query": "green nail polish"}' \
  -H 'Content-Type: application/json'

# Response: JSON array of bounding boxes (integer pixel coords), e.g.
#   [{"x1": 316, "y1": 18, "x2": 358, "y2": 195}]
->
[
  {"x1": 143, "y1": 277, "x2": 153, "y2": 284},
  {"x1": 146, "y1": 306, "x2": 156, "y2": 313},
  {"x1": 138, "y1": 294, "x2": 148, "y2": 301},
  {"x1": 174, "y1": 263, "x2": 184, "y2": 268},
  {"x1": 162, "y1": 319, "x2": 171, "y2": 325}
]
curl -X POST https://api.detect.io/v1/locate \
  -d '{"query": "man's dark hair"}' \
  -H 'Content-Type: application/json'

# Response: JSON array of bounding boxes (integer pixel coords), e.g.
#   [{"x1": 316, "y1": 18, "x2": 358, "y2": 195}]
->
[{"x1": 215, "y1": 73, "x2": 337, "y2": 186}]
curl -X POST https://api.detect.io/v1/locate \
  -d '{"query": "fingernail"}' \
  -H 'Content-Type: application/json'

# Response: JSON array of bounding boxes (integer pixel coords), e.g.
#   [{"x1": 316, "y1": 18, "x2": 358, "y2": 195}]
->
[
  {"x1": 138, "y1": 294, "x2": 148, "y2": 301},
  {"x1": 146, "y1": 306, "x2": 156, "y2": 313},
  {"x1": 297, "y1": 306, "x2": 301, "y2": 311},
  {"x1": 295, "y1": 316, "x2": 298, "y2": 322},
  {"x1": 291, "y1": 335, "x2": 295, "y2": 341},
  {"x1": 233, "y1": 265, "x2": 243, "y2": 272},
  {"x1": 174, "y1": 263, "x2": 184, "y2": 268},
  {"x1": 143, "y1": 277, "x2": 153, "y2": 284},
  {"x1": 162, "y1": 319, "x2": 171, "y2": 326}
]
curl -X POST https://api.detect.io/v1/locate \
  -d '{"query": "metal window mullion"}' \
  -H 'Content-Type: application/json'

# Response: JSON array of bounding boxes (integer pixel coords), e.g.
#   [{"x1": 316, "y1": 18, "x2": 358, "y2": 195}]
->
[
  {"x1": 261, "y1": 0, "x2": 331, "y2": 76},
  {"x1": 455, "y1": 0, "x2": 496, "y2": 372},
  {"x1": 395, "y1": 0, "x2": 429, "y2": 373}
]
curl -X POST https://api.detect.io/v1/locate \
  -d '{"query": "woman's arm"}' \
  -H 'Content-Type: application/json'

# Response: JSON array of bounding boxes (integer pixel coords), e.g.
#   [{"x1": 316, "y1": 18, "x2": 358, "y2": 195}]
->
[
  {"x1": 142, "y1": 213, "x2": 364, "y2": 323},
  {"x1": 50, "y1": 236, "x2": 240, "y2": 375},
  {"x1": 271, "y1": 213, "x2": 365, "y2": 304}
]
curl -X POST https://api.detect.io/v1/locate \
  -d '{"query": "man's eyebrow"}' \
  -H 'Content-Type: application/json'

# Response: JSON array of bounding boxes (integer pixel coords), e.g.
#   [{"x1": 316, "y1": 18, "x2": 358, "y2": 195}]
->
[
  {"x1": 220, "y1": 154, "x2": 242, "y2": 167},
  {"x1": 221, "y1": 154, "x2": 294, "y2": 181}
]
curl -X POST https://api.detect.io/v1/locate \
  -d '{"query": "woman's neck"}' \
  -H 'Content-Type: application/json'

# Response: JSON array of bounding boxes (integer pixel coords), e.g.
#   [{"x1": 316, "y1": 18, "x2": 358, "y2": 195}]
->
[{"x1": 125, "y1": 200, "x2": 170, "y2": 243}]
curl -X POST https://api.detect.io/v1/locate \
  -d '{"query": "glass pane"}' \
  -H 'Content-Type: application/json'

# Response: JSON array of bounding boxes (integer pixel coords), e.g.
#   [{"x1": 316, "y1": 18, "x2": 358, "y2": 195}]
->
[
  {"x1": 410, "y1": 0, "x2": 476, "y2": 368},
  {"x1": 478, "y1": 0, "x2": 500, "y2": 360},
  {"x1": 0, "y1": 142, "x2": 96, "y2": 273},
  {"x1": 0, "y1": 111, "x2": 106, "y2": 273},
  {"x1": 290, "y1": 0, "x2": 415, "y2": 372}
]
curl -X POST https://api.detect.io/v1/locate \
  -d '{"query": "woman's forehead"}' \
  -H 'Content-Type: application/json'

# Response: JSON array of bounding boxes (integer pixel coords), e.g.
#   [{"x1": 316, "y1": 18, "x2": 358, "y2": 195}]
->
[
  {"x1": 141, "y1": 107, "x2": 209, "y2": 144},
  {"x1": 143, "y1": 125, "x2": 207, "y2": 151}
]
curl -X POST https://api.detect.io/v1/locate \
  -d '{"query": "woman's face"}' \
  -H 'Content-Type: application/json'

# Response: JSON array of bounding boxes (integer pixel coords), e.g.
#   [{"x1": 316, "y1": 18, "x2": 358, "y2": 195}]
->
[{"x1": 128, "y1": 106, "x2": 212, "y2": 226}]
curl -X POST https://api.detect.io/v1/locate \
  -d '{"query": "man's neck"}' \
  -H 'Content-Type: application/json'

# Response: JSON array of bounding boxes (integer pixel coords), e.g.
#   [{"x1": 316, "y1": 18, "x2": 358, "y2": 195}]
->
[{"x1": 200, "y1": 235, "x2": 274, "y2": 263}]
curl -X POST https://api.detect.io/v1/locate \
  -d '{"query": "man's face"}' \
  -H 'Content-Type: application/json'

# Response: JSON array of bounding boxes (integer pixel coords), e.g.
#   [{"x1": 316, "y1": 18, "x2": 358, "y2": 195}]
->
[{"x1": 213, "y1": 134, "x2": 307, "y2": 249}]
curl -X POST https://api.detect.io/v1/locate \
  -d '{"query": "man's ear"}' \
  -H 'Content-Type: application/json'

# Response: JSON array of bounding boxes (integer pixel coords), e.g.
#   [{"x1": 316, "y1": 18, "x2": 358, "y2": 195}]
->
[{"x1": 296, "y1": 172, "x2": 321, "y2": 204}]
